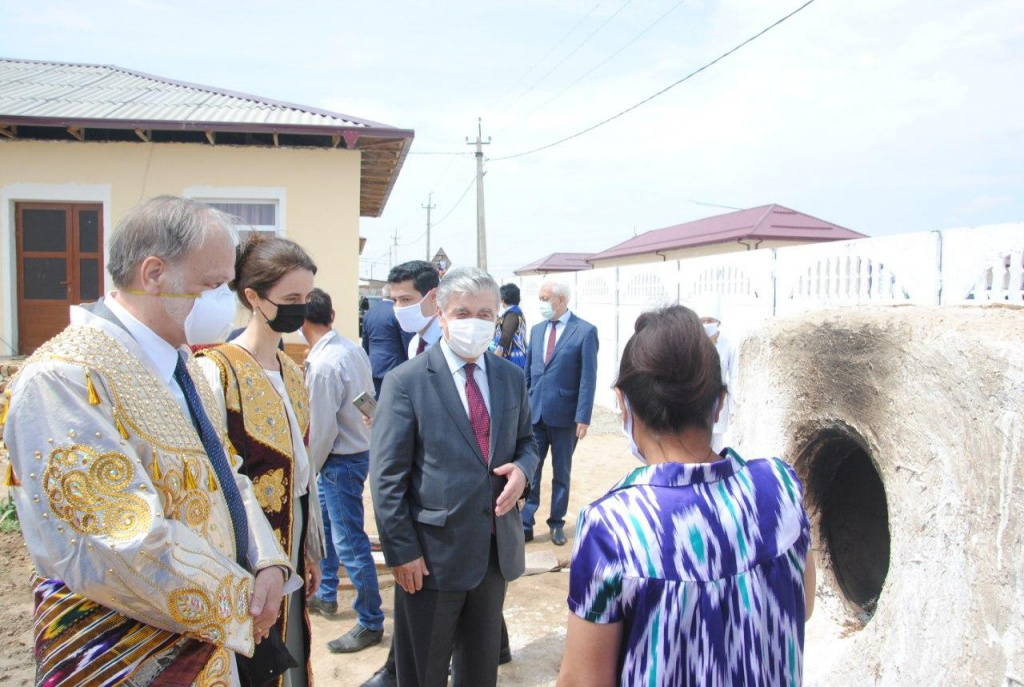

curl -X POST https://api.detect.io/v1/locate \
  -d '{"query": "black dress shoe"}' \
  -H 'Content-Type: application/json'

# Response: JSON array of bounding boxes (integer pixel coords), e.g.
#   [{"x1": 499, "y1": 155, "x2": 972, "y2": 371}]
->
[
  {"x1": 551, "y1": 526, "x2": 566, "y2": 546},
  {"x1": 328, "y1": 625, "x2": 384, "y2": 653},
  {"x1": 306, "y1": 595, "x2": 338, "y2": 616},
  {"x1": 360, "y1": 666, "x2": 397, "y2": 687},
  {"x1": 524, "y1": 529, "x2": 534, "y2": 542}
]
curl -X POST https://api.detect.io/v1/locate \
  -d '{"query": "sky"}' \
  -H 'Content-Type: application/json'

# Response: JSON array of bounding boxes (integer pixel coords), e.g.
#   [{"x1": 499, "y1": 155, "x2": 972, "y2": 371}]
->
[{"x1": 3, "y1": 0, "x2": 1022, "y2": 281}]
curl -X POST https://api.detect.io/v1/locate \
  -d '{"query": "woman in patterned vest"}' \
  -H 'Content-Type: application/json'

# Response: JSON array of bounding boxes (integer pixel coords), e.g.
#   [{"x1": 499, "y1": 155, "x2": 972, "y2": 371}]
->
[
  {"x1": 198, "y1": 235, "x2": 326, "y2": 687},
  {"x1": 558, "y1": 305, "x2": 816, "y2": 686}
]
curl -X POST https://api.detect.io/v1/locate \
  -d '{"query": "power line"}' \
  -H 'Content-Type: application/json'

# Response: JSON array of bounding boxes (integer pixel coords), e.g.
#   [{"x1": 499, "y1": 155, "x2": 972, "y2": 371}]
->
[
  {"x1": 491, "y1": 0, "x2": 820, "y2": 162},
  {"x1": 491, "y1": 0, "x2": 609, "y2": 112},
  {"x1": 432, "y1": 175, "x2": 477, "y2": 229},
  {"x1": 504, "y1": 0, "x2": 635, "y2": 114},
  {"x1": 526, "y1": 0, "x2": 686, "y2": 117}
]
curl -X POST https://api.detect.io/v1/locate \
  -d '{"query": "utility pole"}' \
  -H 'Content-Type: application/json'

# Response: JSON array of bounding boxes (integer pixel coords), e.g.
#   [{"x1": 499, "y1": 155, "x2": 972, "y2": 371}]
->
[
  {"x1": 391, "y1": 229, "x2": 399, "y2": 270},
  {"x1": 421, "y1": 192, "x2": 436, "y2": 261},
  {"x1": 466, "y1": 118, "x2": 491, "y2": 270}
]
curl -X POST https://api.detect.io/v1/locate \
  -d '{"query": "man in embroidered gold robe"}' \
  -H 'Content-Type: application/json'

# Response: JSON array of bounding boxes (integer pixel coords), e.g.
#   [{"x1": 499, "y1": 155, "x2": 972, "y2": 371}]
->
[{"x1": 1, "y1": 196, "x2": 299, "y2": 686}]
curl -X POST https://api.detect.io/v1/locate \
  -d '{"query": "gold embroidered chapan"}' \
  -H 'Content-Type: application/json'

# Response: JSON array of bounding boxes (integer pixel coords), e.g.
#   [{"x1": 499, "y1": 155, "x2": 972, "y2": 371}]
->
[{"x1": 1, "y1": 311, "x2": 292, "y2": 686}]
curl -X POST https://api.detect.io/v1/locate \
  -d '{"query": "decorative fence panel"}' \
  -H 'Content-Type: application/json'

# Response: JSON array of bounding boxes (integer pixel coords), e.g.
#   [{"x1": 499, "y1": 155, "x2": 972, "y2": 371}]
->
[{"x1": 516, "y1": 224, "x2": 1021, "y2": 409}]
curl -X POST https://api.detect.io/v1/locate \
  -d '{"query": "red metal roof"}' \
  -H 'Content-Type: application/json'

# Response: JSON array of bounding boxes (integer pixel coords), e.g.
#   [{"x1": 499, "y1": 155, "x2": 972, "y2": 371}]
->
[
  {"x1": 587, "y1": 205, "x2": 864, "y2": 263},
  {"x1": 514, "y1": 252, "x2": 595, "y2": 276}
]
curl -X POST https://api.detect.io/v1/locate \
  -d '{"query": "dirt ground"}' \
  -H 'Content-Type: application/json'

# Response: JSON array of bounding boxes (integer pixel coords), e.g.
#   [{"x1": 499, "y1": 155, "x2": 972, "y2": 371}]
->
[{"x1": 0, "y1": 406, "x2": 843, "y2": 685}]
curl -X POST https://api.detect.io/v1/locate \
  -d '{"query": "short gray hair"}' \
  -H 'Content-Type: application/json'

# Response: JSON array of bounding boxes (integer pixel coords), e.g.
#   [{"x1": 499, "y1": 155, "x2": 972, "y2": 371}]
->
[
  {"x1": 437, "y1": 266, "x2": 500, "y2": 309},
  {"x1": 108, "y1": 195, "x2": 237, "y2": 288},
  {"x1": 541, "y1": 279, "x2": 572, "y2": 304}
]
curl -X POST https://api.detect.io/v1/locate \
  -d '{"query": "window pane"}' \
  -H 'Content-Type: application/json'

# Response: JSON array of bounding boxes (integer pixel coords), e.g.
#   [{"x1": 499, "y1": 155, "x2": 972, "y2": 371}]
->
[
  {"x1": 23, "y1": 258, "x2": 68, "y2": 300},
  {"x1": 79, "y1": 211, "x2": 100, "y2": 253},
  {"x1": 206, "y1": 202, "x2": 276, "y2": 226},
  {"x1": 80, "y1": 258, "x2": 100, "y2": 301},
  {"x1": 22, "y1": 209, "x2": 67, "y2": 252}
]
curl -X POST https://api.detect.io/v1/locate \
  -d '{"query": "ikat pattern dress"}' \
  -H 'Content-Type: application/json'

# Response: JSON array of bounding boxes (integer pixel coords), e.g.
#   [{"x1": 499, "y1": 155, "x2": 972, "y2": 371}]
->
[{"x1": 567, "y1": 449, "x2": 811, "y2": 687}]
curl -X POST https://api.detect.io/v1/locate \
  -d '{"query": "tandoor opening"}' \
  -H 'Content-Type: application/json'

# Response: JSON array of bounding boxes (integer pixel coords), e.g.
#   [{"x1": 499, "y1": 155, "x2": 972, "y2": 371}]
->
[{"x1": 803, "y1": 430, "x2": 890, "y2": 619}]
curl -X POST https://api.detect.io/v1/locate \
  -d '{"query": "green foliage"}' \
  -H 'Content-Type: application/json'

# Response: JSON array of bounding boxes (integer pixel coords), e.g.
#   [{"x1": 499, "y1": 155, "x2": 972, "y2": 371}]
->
[{"x1": 0, "y1": 495, "x2": 19, "y2": 534}]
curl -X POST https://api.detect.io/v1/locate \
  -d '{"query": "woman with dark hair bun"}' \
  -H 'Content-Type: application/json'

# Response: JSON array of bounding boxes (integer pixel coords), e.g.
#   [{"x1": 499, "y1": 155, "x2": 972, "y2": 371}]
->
[
  {"x1": 197, "y1": 234, "x2": 325, "y2": 687},
  {"x1": 558, "y1": 305, "x2": 815, "y2": 687}
]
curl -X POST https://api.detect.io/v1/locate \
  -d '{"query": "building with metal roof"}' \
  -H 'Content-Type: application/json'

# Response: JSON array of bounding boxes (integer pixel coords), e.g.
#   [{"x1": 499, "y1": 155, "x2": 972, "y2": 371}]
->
[
  {"x1": 0, "y1": 57, "x2": 414, "y2": 353},
  {"x1": 513, "y1": 252, "x2": 595, "y2": 276},
  {"x1": 587, "y1": 204, "x2": 864, "y2": 268}
]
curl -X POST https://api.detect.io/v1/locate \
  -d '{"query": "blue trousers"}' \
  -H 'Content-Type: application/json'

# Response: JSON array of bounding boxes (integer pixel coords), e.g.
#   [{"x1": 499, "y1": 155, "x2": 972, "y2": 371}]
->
[
  {"x1": 521, "y1": 421, "x2": 578, "y2": 530},
  {"x1": 317, "y1": 452, "x2": 384, "y2": 631}
]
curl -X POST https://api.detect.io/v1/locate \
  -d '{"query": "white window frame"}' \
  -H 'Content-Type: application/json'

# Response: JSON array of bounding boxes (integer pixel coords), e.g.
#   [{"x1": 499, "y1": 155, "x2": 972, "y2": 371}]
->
[{"x1": 183, "y1": 186, "x2": 287, "y2": 238}]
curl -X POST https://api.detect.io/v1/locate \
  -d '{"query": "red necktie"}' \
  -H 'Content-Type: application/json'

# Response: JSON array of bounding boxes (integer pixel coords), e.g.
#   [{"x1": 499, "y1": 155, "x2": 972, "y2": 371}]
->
[
  {"x1": 544, "y1": 320, "x2": 559, "y2": 364},
  {"x1": 463, "y1": 362, "x2": 490, "y2": 463},
  {"x1": 416, "y1": 336, "x2": 427, "y2": 356}
]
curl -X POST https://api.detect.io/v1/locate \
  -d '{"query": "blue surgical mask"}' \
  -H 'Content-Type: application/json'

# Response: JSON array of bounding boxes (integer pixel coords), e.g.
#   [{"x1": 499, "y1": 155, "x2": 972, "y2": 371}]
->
[{"x1": 539, "y1": 300, "x2": 556, "y2": 321}]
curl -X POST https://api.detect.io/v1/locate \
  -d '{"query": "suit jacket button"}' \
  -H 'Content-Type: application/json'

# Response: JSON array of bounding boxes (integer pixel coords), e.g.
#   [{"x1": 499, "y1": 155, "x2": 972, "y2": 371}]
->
[{"x1": 482, "y1": 508, "x2": 490, "y2": 515}]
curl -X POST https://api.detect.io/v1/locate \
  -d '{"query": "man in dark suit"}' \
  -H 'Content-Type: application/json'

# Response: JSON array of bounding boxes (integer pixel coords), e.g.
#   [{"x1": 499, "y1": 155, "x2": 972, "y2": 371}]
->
[
  {"x1": 523, "y1": 280, "x2": 599, "y2": 546},
  {"x1": 361, "y1": 283, "x2": 414, "y2": 398},
  {"x1": 370, "y1": 266, "x2": 538, "y2": 687}
]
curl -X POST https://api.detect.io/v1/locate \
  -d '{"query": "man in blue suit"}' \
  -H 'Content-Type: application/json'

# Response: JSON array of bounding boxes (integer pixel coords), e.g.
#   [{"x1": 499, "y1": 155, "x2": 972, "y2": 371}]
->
[
  {"x1": 523, "y1": 280, "x2": 599, "y2": 546},
  {"x1": 361, "y1": 284, "x2": 414, "y2": 398}
]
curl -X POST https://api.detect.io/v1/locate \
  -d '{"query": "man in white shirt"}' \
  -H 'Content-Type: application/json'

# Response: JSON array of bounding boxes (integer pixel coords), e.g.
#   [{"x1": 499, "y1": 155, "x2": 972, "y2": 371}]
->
[{"x1": 302, "y1": 288, "x2": 384, "y2": 653}]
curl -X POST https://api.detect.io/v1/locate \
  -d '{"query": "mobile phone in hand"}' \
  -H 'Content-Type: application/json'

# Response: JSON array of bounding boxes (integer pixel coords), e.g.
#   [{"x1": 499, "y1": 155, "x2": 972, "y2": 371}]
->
[{"x1": 353, "y1": 391, "x2": 377, "y2": 419}]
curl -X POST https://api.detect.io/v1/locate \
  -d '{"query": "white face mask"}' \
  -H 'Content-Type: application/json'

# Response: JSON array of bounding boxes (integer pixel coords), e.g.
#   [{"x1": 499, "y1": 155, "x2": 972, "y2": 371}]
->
[
  {"x1": 445, "y1": 316, "x2": 496, "y2": 359},
  {"x1": 184, "y1": 284, "x2": 237, "y2": 345},
  {"x1": 620, "y1": 397, "x2": 646, "y2": 464},
  {"x1": 539, "y1": 300, "x2": 556, "y2": 321},
  {"x1": 394, "y1": 298, "x2": 433, "y2": 333},
  {"x1": 704, "y1": 322, "x2": 719, "y2": 337}
]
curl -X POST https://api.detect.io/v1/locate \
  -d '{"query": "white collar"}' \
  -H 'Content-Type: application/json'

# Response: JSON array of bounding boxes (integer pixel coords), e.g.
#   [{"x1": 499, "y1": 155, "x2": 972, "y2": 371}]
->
[
  {"x1": 105, "y1": 293, "x2": 184, "y2": 385},
  {"x1": 439, "y1": 337, "x2": 487, "y2": 377},
  {"x1": 552, "y1": 310, "x2": 573, "y2": 326},
  {"x1": 307, "y1": 329, "x2": 338, "y2": 360},
  {"x1": 420, "y1": 316, "x2": 443, "y2": 343}
]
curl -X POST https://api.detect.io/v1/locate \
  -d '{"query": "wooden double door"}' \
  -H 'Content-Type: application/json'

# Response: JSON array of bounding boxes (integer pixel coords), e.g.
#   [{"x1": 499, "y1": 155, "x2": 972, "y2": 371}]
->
[{"x1": 16, "y1": 203, "x2": 104, "y2": 355}]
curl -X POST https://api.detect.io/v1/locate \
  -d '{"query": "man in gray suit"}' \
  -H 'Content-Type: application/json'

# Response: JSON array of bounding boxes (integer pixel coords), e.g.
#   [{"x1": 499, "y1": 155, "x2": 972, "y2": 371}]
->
[{"x1": 370, "y1": 267, "x2": 538, "y2": 687}]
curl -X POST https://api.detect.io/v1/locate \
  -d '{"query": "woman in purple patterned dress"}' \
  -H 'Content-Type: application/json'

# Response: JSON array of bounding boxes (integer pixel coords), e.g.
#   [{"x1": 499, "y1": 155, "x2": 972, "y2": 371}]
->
[{"x1": 558, "y1": 305, "x2": 816, "y2": 687}]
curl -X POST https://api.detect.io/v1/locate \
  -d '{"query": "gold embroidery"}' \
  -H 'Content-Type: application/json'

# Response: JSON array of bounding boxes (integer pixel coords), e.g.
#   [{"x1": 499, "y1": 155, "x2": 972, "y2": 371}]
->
[
  {"x1": 278, "y1": 351, "x2": 310, "y2": 436},
  {"x1": 194, "y1": 647, "x2": 231, "y2": 687},
  {"x1": 167, "y1": 576, "x2": 250, "y2": 649},
  {"x1": 253, "y1": 469, "x2": 287, "y2": 513},
  {"x1": 197, "y1": 346, "x2": 309, "y2": 457},
  {"x1": 43, "y1": 445, "x2": 151, "y2": 541}
]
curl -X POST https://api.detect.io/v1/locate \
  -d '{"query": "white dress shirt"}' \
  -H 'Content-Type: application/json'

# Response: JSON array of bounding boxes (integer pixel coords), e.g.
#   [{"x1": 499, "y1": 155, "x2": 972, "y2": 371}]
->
[
  {"x1": 105, "y1": 293, "x2": 190, "y2": 414},
  {"x1": 439, "y1": 338, "x2": 491, "y2": 415},
  {"x1": 408, "y1": 316, "x2": 443, "y2": 358},
  {"x1": 542, "y1": 310, "x2": 573, "y2": 352}
]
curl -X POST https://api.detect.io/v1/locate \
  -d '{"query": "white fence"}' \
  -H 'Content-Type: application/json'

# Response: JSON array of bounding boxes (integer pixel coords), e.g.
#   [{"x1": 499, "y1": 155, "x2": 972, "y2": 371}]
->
[{"x1": 517, "y1": 223, "x2": 1024, "y2": 409}]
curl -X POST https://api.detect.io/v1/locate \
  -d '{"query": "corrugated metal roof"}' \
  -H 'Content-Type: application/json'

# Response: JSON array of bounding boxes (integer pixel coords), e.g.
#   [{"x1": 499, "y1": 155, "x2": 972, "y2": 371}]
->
[
  {"x1": 0, "y1": 57, "x2": 398, "y2": 131},
  {"x1": 0, "y1": 57, "x2": 415, "y2": 218},
  {"x1": 514, "y1": 252, "x2": 595, "y2": 276},
  {"x1": 588, "y1": 205, "x2": 864, "y2": 262}
]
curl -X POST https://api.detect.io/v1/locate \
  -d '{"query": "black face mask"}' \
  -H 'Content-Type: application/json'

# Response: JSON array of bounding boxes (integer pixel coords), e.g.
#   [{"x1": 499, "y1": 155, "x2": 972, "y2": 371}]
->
[{"x1": 259, "y1": 300, "x2": 308, "y2": 333}]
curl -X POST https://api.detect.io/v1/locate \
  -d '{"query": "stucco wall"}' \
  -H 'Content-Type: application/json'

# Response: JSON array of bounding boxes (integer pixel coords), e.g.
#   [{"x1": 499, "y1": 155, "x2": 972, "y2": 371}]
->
[
  {"x1": 0, "y1": 139, "x2": 362, "y2": 353},
  {"x1": 734, "y1": 305, "x2": 1024, "y2": 685}
]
